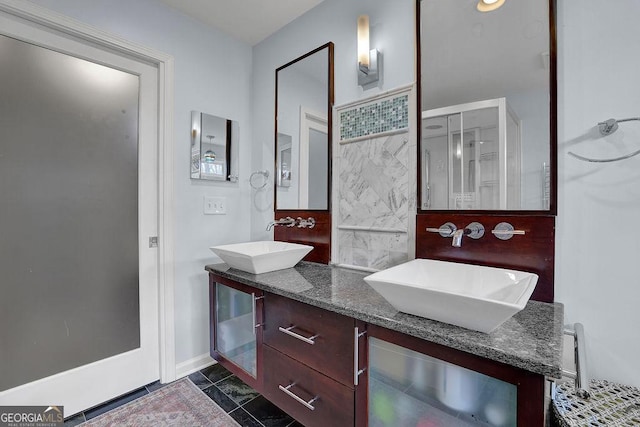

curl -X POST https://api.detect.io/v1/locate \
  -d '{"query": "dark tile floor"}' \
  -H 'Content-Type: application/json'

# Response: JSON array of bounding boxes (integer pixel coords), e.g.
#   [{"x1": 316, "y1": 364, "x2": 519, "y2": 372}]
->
[{"x1": 63, "y1": 364, "x2": 303, "y2": 427}]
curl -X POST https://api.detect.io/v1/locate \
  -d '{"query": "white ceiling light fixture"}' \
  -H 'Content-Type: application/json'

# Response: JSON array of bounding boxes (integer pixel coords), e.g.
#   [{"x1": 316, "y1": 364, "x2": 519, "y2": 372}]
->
[{"x1": 477, "y1": 0, "x2": 506, "y2": 13}]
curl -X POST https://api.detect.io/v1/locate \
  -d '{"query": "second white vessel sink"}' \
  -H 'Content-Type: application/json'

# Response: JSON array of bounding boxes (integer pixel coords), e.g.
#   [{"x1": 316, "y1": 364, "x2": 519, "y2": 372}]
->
[
  {"x1": 210, "y1": 241, "x2": 313, "y2": 274},
  {"x1": 363, "y1": 259, "x2": 538, "y2": 333}
]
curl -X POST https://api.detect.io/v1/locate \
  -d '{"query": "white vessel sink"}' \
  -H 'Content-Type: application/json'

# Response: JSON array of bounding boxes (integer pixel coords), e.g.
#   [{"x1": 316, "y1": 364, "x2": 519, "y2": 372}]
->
[
  {"x1": 363, "y1": 259, "x2": 538, "y2": 333},
  {"x1": 210, "y1": 241, "x2": 313, "y2": 274}
]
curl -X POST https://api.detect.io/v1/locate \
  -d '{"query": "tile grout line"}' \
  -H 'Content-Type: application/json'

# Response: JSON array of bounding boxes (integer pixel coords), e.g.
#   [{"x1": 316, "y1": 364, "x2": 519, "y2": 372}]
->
[{"x1": 228, "y1": 406, "x2": 266, "y2": 427}]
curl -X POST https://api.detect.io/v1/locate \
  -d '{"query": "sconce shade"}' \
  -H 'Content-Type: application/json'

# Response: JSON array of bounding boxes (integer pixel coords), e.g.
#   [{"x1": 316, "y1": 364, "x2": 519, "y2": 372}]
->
[
  {"x1": 357, "y1": 14, "x2": 380, "y2": 88},
  {"x1": 357, "y1": 15, "x2": 370, "y2": 69}
]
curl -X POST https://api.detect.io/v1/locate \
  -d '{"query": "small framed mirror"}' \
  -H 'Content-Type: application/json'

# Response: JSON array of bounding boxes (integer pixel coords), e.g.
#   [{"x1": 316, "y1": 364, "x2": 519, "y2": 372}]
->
[
  {"x1": 191, "y1": 111, "x2": 239, "y2": 182},
  {"x1": 417, "y1": 0, "x2": 556, "y2": 213},
  {"x1": 275, "y1": 42, "x2": 334, "y2": 211}
]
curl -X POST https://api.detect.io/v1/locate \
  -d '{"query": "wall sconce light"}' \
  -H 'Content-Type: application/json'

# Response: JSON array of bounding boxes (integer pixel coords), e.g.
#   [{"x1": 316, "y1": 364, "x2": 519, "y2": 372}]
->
[{"x1": 357, "y1": 15, "x2": 380, "y2": 87}]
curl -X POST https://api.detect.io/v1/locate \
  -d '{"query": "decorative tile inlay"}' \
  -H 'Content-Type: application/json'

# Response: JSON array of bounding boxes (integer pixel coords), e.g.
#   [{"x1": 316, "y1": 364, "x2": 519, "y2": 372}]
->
[{"x1": 340, "y1": 94, "x2": 409, "y2": 141}]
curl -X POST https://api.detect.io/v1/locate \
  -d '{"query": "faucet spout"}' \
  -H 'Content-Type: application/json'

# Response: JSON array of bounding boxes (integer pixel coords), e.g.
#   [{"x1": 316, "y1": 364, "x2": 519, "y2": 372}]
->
[
  {"x1": 266, "y1": 216, "x2": 296, "y2": 231},
  {"x1": 452, "y1": 229, "x2": 464, "y2": 247}
]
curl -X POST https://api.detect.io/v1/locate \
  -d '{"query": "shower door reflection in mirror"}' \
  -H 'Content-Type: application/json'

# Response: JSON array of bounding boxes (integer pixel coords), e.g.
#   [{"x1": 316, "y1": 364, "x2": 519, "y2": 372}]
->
[{"x1": 422, "y1": 99, "x2": 521, "y2": 210}]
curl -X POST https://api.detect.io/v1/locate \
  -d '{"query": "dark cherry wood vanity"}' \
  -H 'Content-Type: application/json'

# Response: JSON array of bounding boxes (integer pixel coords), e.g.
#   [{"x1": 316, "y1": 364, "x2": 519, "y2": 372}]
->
[{"x1": 207, "y1": 262, "x2": 563, "y2": 427}]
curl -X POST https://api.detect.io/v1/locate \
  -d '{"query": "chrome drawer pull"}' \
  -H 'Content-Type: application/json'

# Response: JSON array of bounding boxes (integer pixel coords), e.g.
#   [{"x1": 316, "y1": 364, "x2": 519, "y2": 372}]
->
[
  {"x1": 278, "y1": 326, "x2": 318, "y2": 345},
  {"x1": 278, "y1": 383, "x2": 318, "y2": 411},
  {"x1": 353, "y1": 327, "x2": 367, "y2": 386}
]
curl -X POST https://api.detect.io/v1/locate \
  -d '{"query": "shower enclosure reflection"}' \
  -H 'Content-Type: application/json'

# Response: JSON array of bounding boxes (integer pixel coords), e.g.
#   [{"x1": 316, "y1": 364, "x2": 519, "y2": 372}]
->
[{"x1": 422, "y1": 98, "x2": 522, "y2": 210}]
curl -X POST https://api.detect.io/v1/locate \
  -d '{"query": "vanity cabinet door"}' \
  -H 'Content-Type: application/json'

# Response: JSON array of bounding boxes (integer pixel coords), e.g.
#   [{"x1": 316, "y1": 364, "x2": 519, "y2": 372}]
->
[
  {"x1": 263, "y1": 345, "x2": 354, "y2": 427},
  {"x1": 364, "y1": 325, "x2": 545, "y2": 426},
  {"x1": 209, "y1": 274, "x2": 264, "y2": 390},
  {"x1": 263, "y1": 293, "x2": 355, "y2": 386}
]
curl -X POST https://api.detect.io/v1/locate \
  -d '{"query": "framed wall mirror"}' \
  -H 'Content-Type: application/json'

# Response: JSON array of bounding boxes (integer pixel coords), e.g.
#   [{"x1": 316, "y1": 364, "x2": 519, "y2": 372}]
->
[
  {"x1": 275, "y1": 42, "x2": 334, "y2": 211},
  {"x1": 191, "y1": 111, "x2": 239, "y2": 182},
  {"x1": 417, "y1": 0, "x2": 556, "y2": 213}
]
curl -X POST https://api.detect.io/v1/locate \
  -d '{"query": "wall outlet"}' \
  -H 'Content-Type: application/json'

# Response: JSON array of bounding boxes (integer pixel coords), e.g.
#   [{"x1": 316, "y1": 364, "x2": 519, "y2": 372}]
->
[{"x1": 204, "y1": 196, "x2": 226, "y2": 215}]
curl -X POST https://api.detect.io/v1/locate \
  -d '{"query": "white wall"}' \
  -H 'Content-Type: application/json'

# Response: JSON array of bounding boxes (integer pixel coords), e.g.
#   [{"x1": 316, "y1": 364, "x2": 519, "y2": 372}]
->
[
  {"x1": 556, "y1": 0, "x2": 640, "y2": 387},
  {"x1": 250, "y1": 0, "x2": 415, "y2": 240},
  {"x1": 29, "y1": 0, "x2": 254, "y2": 366}
]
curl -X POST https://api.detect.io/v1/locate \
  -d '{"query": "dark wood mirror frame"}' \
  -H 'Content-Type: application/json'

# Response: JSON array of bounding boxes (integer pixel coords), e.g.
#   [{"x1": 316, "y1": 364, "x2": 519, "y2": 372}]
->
[
  {"x1": 415, "y1": 0, "x2": 557, "y2": 216},
  {"x1": 274, "y1": 42, "x2": 335, "y2": 213},
  {"x1": 415, "y1": 1, "x2": 557, "y2": 303},
  {"x1": 273, "y1": 42, "x2": 334, "y2": 264}
]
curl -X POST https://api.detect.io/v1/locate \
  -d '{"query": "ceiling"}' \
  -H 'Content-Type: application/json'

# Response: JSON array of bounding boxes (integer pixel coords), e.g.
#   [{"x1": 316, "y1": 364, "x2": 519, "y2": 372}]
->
[
  {"x1": 158, "y1": 0, "x2": 325, "y2": 46},
  {"x1": 421, "y1": 0, "x2": 550, "y2": 110}
]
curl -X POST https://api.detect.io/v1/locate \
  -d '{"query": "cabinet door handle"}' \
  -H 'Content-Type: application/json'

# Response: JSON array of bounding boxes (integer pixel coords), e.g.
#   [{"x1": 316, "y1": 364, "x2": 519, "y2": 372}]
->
[
  {"x1": 354, "y1": 327, "x2": 367, "y2": 386},
  {"x1": 278, "y1": 383, "x2": 318, "y2": 411},
  {"x1": 278, "y1": 326, "x2": 318, "y2": 345},
  {"x1": 251, "y1": 294, "x2": 264, "y2": 335}
]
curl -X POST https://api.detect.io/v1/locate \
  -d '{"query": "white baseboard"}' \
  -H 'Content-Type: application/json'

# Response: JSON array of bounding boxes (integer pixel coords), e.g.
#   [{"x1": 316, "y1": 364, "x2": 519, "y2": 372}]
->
[{"x1": 175, "y1": 353, "x2": 216, "y2": 379}]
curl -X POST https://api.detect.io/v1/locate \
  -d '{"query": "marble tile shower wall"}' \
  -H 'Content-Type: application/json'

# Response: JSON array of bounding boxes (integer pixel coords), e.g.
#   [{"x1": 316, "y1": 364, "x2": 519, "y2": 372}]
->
[{"x1": 337, "y1": 131, "x2": 410, "y2": 270}]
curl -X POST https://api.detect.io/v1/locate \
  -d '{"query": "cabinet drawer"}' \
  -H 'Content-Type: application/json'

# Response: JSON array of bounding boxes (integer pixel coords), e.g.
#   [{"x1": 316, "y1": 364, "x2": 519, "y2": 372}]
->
[
  {"x1": 263, "y1": 345, "x2": 354, "y2": 427},
  {"x1": 263, "y1": 293, "x2": 354, "y2": 386}
]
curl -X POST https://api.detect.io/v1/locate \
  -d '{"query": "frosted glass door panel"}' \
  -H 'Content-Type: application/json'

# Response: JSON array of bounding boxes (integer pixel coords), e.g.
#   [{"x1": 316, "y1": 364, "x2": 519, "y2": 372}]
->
[
  {"x1": 215, "y1": 284, "x2": 257, "y2": 377},
  {"x1": 369, "y1": 337, "x2": 517, "y2": 427},
  {"x1": 0, "y1": 35, "x2": 140, "y2": 391}
]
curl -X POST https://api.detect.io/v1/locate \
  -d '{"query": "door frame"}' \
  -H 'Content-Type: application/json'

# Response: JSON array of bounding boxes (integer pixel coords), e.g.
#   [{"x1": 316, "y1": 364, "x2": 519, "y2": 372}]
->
[{"x1": 0, "y1": 0, "x2": 177, "y2": 383}]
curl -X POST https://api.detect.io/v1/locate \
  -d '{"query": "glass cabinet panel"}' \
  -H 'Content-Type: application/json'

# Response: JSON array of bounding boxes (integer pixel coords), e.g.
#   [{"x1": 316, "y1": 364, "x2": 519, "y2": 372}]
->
[
  {"x1": 215, "y1": 283, "x2": 257, "y2": 377},
  {"x1": 369, "y1": 337, "x2": 516, "y2": 426}
]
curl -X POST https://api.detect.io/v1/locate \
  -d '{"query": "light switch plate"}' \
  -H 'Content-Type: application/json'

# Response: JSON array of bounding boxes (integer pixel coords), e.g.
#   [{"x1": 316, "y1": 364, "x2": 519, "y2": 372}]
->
[{"x1": 204, "y1": 196, "x2": 226, "y2": 215}]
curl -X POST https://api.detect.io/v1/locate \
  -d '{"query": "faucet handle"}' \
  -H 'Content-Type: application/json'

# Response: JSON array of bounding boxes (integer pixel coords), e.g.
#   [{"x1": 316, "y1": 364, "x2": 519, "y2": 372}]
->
[
  {"x1": 492, "y1": 222, "x2": 526, "y2": 240},
  {"x1": 464, "y1": 222, "x2": 485, "y2": 239},
  {"x1": 425, "y1": 222, "x2": 457, "y2": 237},
  {"x1": 296, "y1": 217, "x2": 316, "y2": 229}
]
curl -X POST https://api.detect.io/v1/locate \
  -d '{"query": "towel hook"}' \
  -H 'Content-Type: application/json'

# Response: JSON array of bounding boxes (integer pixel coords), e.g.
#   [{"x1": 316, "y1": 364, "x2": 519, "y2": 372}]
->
[{"x1": 568, "y1": 117, "x2": 640, "y2": 163}]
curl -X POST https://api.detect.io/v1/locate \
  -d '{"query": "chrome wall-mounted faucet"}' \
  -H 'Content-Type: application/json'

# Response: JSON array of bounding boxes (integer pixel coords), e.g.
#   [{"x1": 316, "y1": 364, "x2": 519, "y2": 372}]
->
[
  {"x1": 266, "y1": 216, "x2": 296, "y2": 231},
  {"x1": 426, "y1": 222, "x2": 484, "y2": 247}
]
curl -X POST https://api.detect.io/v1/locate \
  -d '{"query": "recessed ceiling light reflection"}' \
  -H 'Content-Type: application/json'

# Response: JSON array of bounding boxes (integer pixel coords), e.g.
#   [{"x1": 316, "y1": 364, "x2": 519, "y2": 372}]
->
[{"x1": 477, "y1": 0, "x2": 505, "y2": 13}]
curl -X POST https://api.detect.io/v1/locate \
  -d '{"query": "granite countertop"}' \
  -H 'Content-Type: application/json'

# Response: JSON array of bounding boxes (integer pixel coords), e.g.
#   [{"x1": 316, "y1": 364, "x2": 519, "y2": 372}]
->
[{"x1": 205, "y1": 261, "x2": 564, "y2": 378}]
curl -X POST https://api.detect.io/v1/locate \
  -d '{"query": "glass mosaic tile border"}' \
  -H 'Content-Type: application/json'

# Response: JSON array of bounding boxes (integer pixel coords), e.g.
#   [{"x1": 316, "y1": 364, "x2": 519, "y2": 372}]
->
[{"x1": 339, "y1": 94, "x2": 409, "y2": 142}]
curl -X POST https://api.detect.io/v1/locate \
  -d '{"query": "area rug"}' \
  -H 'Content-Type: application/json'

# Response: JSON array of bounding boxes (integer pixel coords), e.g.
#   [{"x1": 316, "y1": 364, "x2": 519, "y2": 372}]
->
[{"x1": 81, "y1": 378, "x2": 240, "y2": 427}]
